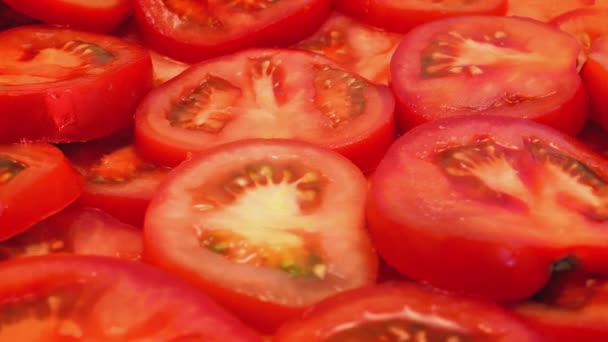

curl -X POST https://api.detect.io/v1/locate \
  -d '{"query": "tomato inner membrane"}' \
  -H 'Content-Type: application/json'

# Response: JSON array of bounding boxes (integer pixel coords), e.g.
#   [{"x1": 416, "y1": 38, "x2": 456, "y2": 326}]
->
[
  {"x1": 86, "y1": 146, "x2": 160, "y2": 184},
  {"x1": 0, "y1": 157, "x2": 26, "y2": 186},
  {"x1": 325, "y1": 319, "x2": 473, "y2": 342}
]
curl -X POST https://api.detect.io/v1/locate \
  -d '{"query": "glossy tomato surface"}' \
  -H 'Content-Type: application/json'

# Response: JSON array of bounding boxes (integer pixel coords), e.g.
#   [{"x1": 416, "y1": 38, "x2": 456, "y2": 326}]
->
[
  {"x1": 133, "y1": 0, "x2": 331, "y2": 63},
  {"x1": 0, "y1": 26, "x2": 152, "y2": 143},
  {"x1": 0, "y1": 255, "x2": 262, "y2": 341},
  {"x1": 0, "y1": 143, "x2": 83, "y2": 241},
  {"x1": 391, "y1": 16, "x2": 587, "y2": 134},
  {"x1": 582, "y1": 36, "x2": 608, "y2": 131},
  {"x1": 135, "y1": 48, "x2": 395, "y2": 173},
  {"x1": 507, "y1": 0, "x2": 608, "y2": 22},
  {"x1": 144, "y1": 139, "x2": 377, "y2": 332},
  {"x1": 368, "y1": 115, "x2": 608, "y2": 301}
]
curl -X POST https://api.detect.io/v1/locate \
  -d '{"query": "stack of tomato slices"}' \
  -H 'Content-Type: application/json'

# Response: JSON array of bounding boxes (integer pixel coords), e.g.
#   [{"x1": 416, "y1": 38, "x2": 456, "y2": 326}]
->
[{"x1": 4, "y1": 0, "x2": 608, "y2": 340}]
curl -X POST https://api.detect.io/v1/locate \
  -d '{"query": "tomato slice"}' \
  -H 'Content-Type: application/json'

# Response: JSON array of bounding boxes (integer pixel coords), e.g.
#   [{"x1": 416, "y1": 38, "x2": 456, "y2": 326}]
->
[
  {"x1": 0, "y1": 143, "x2": 83, "y2": 241},
  {"x1": 295, "y1": 13, "x2": 402, "y2": 85},
  {"x1": 582, "y1": 36, "x2": 608, "y2": 132},
  {"x1": 2, "y1": 0, "x2": 131, "y2": 33},
  {"x1": 368, "y1": 115, "x2": 608, "y2": 301},
  {"x1": 515, "y1": 271, "x2": 608, "y2": 341},
  {"x1": 552, "y1": 9, "x2": 608, "y2": 52},
  {"x1": 135, "y1": 48, "x2": 395, "y2": 173},
  {"x1": 0, "y1": 206, "x2": 142, "y2": 261},
  {"x1": 133, "y1": 0, "x2": 331, "y2": 63},
  {"x1": 144, "y1": 139, "x2": 377, "y2": 332},
  {"x1": 390, "y1": 16, "x2": 587, "y2": 135},
  {"x1": 0, "y1": 26, "x2": 152, "y2": 143},
  {"x1": 333, "y1": 0, "x2": 507, "y2": 33},
  {"x1": 507, "y1": 0, "x2": 608, "y2": 22},
  {"x1": 0, "y1": 255, "x2": 263, "y2": 341},
  {"x1": 63, "y1": 132, "x2": 170, "y2": 227},
  {"x1": 275, "y1": 283, "x2": 541, "y2": 342},
  {"x1": 0, "y1": 2, "x2": 37, "y2": 30}
]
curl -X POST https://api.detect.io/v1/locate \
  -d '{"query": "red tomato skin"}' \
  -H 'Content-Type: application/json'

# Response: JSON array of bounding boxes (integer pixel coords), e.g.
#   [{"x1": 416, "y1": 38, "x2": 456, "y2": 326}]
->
[
  {"x1": 77, "y1": 192, "x2": 149, "y2": 228},
  {"x1": 582, "y1": 57, "x2": 608, "y2": 132},
  {"x1": 133, "y1": 0, "x2": 331, "y2": 63},
  {"x1": 2, "y1": 0, "x2": 131, "y2": 33}
]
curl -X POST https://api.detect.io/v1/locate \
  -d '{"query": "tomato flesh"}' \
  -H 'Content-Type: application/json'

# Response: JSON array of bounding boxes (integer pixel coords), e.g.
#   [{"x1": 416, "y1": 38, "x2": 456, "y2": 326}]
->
[
  {"x1": 582, "y1": 36, "x2": 608, "y2": 132},
  {"x1": 507, "y1": 0, "x2": 608, "y2": 22},
  {"x1": 552, "y1": 9, "x2": 608, "y2": 52}
]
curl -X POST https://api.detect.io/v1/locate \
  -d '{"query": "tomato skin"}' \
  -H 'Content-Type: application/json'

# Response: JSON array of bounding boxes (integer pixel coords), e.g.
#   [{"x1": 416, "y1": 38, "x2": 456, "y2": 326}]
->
[
  {"x1": 2, "y1": 0, "x2": 131, "y2": 33},
  {"x1": 582, "y1": 37, "x2": 608, "y2": 132},
  {"x1": 133, "y1": 0, "x2": 331, "y2": 63}
]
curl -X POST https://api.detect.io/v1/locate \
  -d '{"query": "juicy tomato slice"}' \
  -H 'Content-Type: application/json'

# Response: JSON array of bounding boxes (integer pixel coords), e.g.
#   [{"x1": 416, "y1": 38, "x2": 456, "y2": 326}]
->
[
  {"x1": 368, "y1": 115, "x2": 608, "y2": 302},
  {"x1": 0, "y1": 206, "x2": 142, "y2": 261},
  {"x1": 507, "y1": 0, "x2": 608, "y2": 22},
  {"x1": 295, "y1": 12, "x2": 403, "y2": 85},
  {"x1": 577, "y1": 120, "x2": 608, "y2": 155},
  {"x1": 2, "y1": 0, "x2": 131, "y2": 33},
  {"x1": 0, "y1": 143, "x2": 83, "y2": 241},
  {"x1": 552, "y1": 9, "x2": 608, "y2": 52},
  {"x1": 391, "y1": 16, "x2": 587, "y2": 135},
  {"x1": 582, "y1": 36, "x2": 608, "y2": 131},
  {"x1": 0, "y1": 2, "x2": 37, "y2": 30},
  {"x1": 0, "y1": 255, "x2": 263, "y2": 341},
  {"x1": 0, "y1": 26, "x2": 152, "y2": 143},
  {"x1": 333, "y1": 0, "x2": 507, "y2": 33},
  {"x1": 63, "y1": 132, "x2": 170, "y2": 227},
  {"x1": 133, "y1": 0, "x2": 331, "y2": 63},
  {"x1": 515, "y1": 271, "x2": 608, "y2": 341},
  {"x1": 275, "y1": 283, "x2": 541, "y2": 342},
  {"x1": 135, "y1": 48, "x2": 395, "y2": 173},
  {"x1": 143, "y1": 139, "x2": 377, "y2": 332}
]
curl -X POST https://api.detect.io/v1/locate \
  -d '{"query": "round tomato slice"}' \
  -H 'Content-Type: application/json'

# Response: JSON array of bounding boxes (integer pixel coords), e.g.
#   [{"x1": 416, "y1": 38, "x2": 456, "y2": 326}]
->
[
  {"x1": 333, "y1": 0, "x2": 507, "y2": 33},
  {"x1": 368, "y1": 115, "x2": 608, "y2": 302},
  {"x1": 2, "y1": 0, "x2": 131, "y2": 33},
  {"x1": 507, "y1": 0, "x2": 608, "y2": 22},
  {"x1": 63, "y1": 132, "x2": 170, "y2": 227},
  {"x1": 582, "y1": 36, "x2": 608, "y2": 132},
  {"x1": 0, "y1": 206, "x2": 142, "y2": 261},
  {"x1": 135, "y1": 48, "x2": 395, "y2": 173},
  {"x1": 0, "y1": 255, "x2": 262, "y2": 341},
  {"x1": 275, "y1": 283, "x2": 541, "y2": 342},
  {"x1": 144, "y1": 139, "x2": 377, "y2": 332},
  {"x1": 391, "y1": 16, "x2": 587, "y2": 135},
  {"x1": 295, "y1": 12, "x2": 403, "y2": 85},
  {"x1": 552, "y1": 8, "x2": 608, "y2": 52},
  {"x1": 0, "y1": 143, "x2": 83, "y2": 242},
  {"x1": 0, "y1": 26, "x2": 152, "y2": 143},
  {"x1": 133, "y1": 0, "x2": 330, "y2": 63}
]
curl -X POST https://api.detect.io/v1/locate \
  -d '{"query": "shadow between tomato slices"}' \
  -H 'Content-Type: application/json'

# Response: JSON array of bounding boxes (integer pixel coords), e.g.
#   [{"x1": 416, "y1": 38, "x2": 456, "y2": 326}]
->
[{"x1": 582, "y1": 36, "x2": 608, "y2": 132}]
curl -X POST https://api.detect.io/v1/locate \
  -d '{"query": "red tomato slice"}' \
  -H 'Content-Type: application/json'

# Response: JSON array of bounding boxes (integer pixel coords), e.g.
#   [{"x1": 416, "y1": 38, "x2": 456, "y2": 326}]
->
[
  {"x1": 391, "y1": 16, "x2": 587, "y2": 135},
  {"x1": 333, "y1": 0, "x2": 507, "y2": 33},
  {"x1": 144, "y1": 139, "x2": 377, "y2": 332},
  {"x1": 2, "y1": 0, "x2": 131, "y2": 33},
  {"x1": 577, "y1": 121, "x2": 608, "y2": 155},
  {"x1": 516, "y1": 271, "x2": 608, "y2": 341},
  {"x1": 0, "y1": 143, "x2": 83, "y2": 242},
  {"x1": 507, "y1": 0, "x2": 608, "y2": 22},
  {"x1": 295, "y1": 13, "x2": 402, "y2": 85},
  {"x1": 63, "y1": 133, "x2": 170, "y2": 227},
  {"x1": 582, "y1": 36, "x2": 608, "y2": 132},
  {"x1": 133, "y1": 0, "x2": 331, "y2": 63},
  {"x1": 552, "y1": 9, "x2": 608, "y2": 52},
  {"x1": 368, "y1": 115, "x2": 608, "y2": 302},
  {"x1": 135, "y1": 48, "x2": 395, "y2": 173},
  {"x1": 0, "y1": 255, "x2": 263, "y2": 341},
  {"x1": 0, "y1": 2, "x2": 37, "y2": 30},
  {"x1": 0, "y1": 26, "x2": 152, "y2": 143},
  {"x1": 275, "y1": 283, "x2": 541, "y2": 342},
  {"x1": 0, "y1": 206, "x2": 142, "y2": 261}
]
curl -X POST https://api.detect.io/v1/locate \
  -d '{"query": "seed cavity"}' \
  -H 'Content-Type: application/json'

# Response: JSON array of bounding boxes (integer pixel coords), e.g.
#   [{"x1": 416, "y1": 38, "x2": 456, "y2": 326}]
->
[
  {"x1": 226, "y1": 0, "x2": 280, "y2": 11},
  {"x1": 86, "y1": 146, "x2": 159, "y2": 184},
  {"x1": 297, "y1": 29, "x2": 352, "y2": 64},
  {"x1": 0, "y1": 157, "x2": 26, "y2": 186},
  {"x1": 314, "y1": 65, "x2": 366, "y2": 128},
  {"x1": 325, "y1": 319, "x2": 473, "y2": 342}
]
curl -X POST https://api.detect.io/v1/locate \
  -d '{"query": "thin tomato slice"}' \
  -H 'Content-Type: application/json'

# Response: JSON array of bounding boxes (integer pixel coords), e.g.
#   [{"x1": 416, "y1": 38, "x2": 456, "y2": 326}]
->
[
  {"x1": 582, "y1": 36, "x2": 608, "y2": 131},
  {"x1": 275, "y1": 283, "x2": 540, "y2": 342},
  {"x1": 295, "y1": 12, "x2": 403, "y2": 85},
  {"x1": 0, "y1": 143, "x2": 83, "y2": 241},
  {"x1": 2, "y1": 0, "x2": 131, "y2": 33},
  {"x1": 507, "y1": 0, "x2": 608, "y2": 22},
  {"x1": 0, "y1": 255, "x2": 262, "y2": 341},
  {"x1": 0, "y1": 206, "x2": 142, "y2": 261},
  {"x1": 368, "y1": 115, "x2": 608, "y2": 302},
  {"x1": 135, "y1": 48, "x2": 395, "y2": 173},
  {"x1": 552, "y1": 8, "x2": 608, "y2": 52},
  {"x1": 0, "y1": 26, "x2": 152, "y2": 143},
  {"x1": 133, "y1": 0, "x2": 331, "y2": 63},
  {"x1": 144, "y1": 139, "x2": 377, "y2": 332},
  {"x1": 391, "y1": 16, "x2": 587, "y2": 135},
  {"x1": 334, "y1": 0, "x2": 507, "y2": 33}
]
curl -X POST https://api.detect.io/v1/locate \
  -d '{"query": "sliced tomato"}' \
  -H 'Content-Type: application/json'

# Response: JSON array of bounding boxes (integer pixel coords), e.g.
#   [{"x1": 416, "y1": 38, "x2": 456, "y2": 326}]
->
[
  {"x1": 0, "y1": 26, "x2": 152, "y2": 143},
  {"x1": 515, "y1": 271, "x2": 608, "y2": 341},
  {"x1": 0, "y1": 255, "x2": 262, "y2": 341},
  {"x1": 0, "y1": 206, "x2": 142, "y2": 261},
  {"x1": 63, "y1": 132, "x2": 170, "y2": 227},
  {"x1": 135, "y1": 48, "x2": 395, "y2": 173},
  {"x1": 0, "y1": 2, "x2": 37, "y2": 30},
  {"x1": 133, "y1": 0, "x2": 330, "y2": 63},
  {"x1": 507, "y1": 0, "x2": 608, "y2": 22},
  {"x1": 552, "y1": 9, "x2": 608, "y2": 52},
  {"x1": 368, "y1": 115, "x2": 608, "y2": 302},
  {"x1": 582, "y1": 36, "x2": 608, "y2": 132},
  {"x1": 333, "y1": 0, "x2": 507, "y2": 33},
  {"x1": 295, "y1": 12, "x2": 402, "y2": 85},
  {"x1": 0, "y1": 143, "x2": 83, "y2": 241},
  {"x1": 391, "y1": 16, "x2": 587, "y2": 135},
  {"x1": 577, "y1": 121, "x2": 608, "y2": 155},
  {"x1": 144, "y1": 139, "x2": 377, "y2": 332},
  {"x1": 275, "y1": 283, "x2": 541, "y2": 342},
  {"x1": 2, "y1": 0, "x2": 131, "y2": 33}
]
